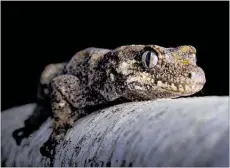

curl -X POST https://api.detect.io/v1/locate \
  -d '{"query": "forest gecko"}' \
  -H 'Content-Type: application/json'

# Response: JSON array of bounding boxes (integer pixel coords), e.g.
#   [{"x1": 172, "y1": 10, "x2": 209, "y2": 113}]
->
[{"x1": 12, "y1": 44, "x2": 206, "y2": 164}]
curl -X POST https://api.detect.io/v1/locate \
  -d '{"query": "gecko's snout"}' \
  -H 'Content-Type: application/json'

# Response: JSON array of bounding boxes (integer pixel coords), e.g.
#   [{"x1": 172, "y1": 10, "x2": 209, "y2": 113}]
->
[
  {"x1": 182, "y1": 66, "x2": 206, "y2": 95},
  {"x1": 189, "y1": 67, "x2": 206, "y2": 85}
]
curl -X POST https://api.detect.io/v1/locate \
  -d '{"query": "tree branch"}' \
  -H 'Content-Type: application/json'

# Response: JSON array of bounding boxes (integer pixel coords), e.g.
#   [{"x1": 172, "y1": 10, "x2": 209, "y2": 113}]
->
[{"x1": 1, "y1": 96, "x2": 229, "y2": 167}]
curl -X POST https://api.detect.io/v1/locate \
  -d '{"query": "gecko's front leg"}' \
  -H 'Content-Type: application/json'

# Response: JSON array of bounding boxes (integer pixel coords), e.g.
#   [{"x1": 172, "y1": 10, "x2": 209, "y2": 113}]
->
[{"x1": 40, "y1": 75, "x2": 87, "y2": 163}]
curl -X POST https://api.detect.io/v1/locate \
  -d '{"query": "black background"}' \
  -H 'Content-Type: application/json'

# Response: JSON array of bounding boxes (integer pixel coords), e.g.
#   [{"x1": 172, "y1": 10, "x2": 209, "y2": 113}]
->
[{"x1": 2, "y1": 2, "x2": 229, "y2": 111}]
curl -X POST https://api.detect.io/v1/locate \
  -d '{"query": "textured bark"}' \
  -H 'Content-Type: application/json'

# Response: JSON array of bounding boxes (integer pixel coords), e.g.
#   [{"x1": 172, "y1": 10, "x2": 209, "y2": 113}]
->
[{"x1": 1, "y1": 96, "x2": 229, "y2": 167}]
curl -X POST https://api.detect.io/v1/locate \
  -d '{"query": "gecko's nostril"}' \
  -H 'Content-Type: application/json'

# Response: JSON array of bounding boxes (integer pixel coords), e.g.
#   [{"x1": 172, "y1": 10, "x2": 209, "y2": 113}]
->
[{"x1": 188, "y1": 70, "x2": 206, "y2": 84}]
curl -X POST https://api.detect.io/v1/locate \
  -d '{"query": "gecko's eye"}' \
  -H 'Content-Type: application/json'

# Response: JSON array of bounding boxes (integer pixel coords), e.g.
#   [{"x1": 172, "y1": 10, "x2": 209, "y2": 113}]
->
[{"x1": 142, "y1": 50, "x2": 158, "y2": 69}]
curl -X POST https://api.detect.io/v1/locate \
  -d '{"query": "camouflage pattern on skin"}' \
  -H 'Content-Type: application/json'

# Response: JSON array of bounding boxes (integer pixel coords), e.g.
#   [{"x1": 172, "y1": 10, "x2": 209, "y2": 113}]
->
[
  {"x1": 12, "y1": 45, "x2": 206, "y2": 165},
  {"x1": 95, "y1": 45, "x2": 205, "y2": 100}
]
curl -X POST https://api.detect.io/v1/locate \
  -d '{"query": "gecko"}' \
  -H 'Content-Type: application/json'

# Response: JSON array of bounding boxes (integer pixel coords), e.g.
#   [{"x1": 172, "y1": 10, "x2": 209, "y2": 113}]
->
[{"x1": 12, "y1": 44, "x2": 206, "y2": 164}]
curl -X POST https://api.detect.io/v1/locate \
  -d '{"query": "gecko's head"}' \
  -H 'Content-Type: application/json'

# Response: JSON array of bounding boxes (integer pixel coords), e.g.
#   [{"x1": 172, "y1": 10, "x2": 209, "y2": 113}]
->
[{"x1": 111, "y1": 45, "x2": 206, "y2": 100}]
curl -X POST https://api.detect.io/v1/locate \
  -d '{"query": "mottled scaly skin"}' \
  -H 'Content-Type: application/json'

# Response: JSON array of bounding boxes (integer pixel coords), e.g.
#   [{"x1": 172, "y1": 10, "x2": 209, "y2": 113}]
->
[{"x1": 12, "y1": 45, "x2": 206, "y2": 165}]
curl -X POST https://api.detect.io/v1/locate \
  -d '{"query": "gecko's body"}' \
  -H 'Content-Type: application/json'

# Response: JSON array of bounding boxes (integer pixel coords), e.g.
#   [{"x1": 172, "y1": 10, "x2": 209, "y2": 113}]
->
[{"x1": 13, "y1": 45, "x2": 206, "y2": 164}]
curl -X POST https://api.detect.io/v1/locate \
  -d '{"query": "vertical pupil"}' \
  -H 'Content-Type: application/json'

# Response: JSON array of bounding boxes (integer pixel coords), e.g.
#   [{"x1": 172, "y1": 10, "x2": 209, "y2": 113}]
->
[{"x1": 145, "y1": 52, "x2": 151, "y2": 67}]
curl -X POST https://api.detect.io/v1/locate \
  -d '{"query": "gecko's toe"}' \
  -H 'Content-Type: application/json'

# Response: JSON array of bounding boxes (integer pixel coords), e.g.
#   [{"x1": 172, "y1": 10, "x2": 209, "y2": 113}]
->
[{"x1": 40, "y1": 139, "x2": 57, "y2": 159}]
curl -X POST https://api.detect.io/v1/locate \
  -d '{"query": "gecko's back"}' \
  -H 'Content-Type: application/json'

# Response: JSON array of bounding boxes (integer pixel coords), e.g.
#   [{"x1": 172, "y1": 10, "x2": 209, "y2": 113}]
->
[{"x1": 63, "y1": 47, "x2": 111, "y2": 85}]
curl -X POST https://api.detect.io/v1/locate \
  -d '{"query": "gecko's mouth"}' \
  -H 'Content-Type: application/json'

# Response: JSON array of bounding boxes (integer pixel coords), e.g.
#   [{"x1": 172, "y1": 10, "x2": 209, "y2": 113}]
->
[
  {"x1": 159, "y1": 81, "x2": 205, "y2": 95},
  {"x1": 156, "y1": 67, "x2": 206, "y2": 95}
]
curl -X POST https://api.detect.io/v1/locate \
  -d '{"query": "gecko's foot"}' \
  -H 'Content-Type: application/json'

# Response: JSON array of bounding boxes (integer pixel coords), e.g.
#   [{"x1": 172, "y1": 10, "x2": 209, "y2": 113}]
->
[
  {"x1": 40, "y1": 139, "x2": 57, "y2": 159},
  {"x1": 40, "y1": 138, "x2": 60, "y2": 166}
]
